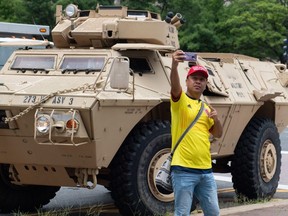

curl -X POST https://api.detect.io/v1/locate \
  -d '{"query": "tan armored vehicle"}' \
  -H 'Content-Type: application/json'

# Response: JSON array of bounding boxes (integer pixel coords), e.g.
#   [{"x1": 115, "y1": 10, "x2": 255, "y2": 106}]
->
[{"x1": 0, "y1": 3, "x2": 286, "y2": 215}]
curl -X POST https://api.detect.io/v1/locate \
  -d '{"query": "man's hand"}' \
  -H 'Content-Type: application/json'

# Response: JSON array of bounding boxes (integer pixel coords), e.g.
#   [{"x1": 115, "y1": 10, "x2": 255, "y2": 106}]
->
[
  {"x1": 208, "y1": 105, "x2": 219, "y2": 121},
  {"x1": 170, "y1": 50, "x2": 184, "y2": 100},
  {"x1": 172, "y1": 50, "x2": 185, "y2": 67},
  {"x1": 208, "y1": 104, "x2": 223, "y2": 138}
]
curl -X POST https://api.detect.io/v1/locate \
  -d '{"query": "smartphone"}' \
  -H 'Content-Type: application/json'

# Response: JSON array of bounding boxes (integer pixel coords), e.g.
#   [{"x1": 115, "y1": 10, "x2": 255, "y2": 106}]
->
[{"x1": 184, "y1": 52, "x2": 197, "y2": 62}]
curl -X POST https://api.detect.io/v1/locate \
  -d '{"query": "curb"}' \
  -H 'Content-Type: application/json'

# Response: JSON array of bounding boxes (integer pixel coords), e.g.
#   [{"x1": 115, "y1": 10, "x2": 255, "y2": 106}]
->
[{"x1": 192, "y1": 199, "x2": 288, "y2": 215}]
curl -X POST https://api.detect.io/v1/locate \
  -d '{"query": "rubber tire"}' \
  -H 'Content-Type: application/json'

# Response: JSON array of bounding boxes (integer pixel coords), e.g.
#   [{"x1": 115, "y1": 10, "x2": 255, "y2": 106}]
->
[
  {"x1": 231, "y1": 117, "x2": 281, "y2": 200},
  {"x1": 0, "y1": 164, "x2": 60, "y2": 213},
  {"x1": 109, "y1": 120, "x2": 174, "y2": 216}
]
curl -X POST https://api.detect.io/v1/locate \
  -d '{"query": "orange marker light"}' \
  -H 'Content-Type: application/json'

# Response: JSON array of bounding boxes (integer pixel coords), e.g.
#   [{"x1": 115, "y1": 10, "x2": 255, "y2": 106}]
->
[
  {"x1": 39, "y1": 28, "x2": 47, "y2": 33},
  {"x1": 66, "y1": 119, "x2": 79, "y2": 130}
]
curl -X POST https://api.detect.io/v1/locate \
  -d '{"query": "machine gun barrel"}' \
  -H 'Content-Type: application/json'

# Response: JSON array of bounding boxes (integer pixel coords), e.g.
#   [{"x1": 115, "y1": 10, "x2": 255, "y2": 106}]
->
[{"x1": 171, "y1": 13, "x2": 183, "y2": 25}]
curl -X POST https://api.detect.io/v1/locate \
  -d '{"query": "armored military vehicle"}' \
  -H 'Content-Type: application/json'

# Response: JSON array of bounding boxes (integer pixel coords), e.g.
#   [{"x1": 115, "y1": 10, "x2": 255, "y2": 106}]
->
[{"x1": 0, "y1": 3, "x2": 286, "y2": 215}]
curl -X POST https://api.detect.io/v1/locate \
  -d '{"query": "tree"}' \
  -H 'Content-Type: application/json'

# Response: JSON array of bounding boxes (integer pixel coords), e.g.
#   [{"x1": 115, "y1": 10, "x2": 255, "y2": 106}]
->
[
  {"x1": 21, "y1": 0, "x2": 55, "y2": 27},
  {"x1": 120, "y1": 0, "x2": 161, "y2": 12},
  {"x1": 53, "y1": 0, "x2": 109, "y2": 10},
  {"x1": 160, "y1": 0, "x2": 288, "y2": 61},
  {"x1": 277, "y1": 0, "x2": 288, "y2": 7},
  {"x1": 0, "y1": 0, "x2": 26, "y2": 23},
  {"x1": 161, "y1": 0, "x2": 224, "y2": 52},
  {"x1": 1, "y1": 0, "x2": 287, "y2": 61},
  {"x1": 215, "y1": 0, "x2": 288, "y2": 60}
]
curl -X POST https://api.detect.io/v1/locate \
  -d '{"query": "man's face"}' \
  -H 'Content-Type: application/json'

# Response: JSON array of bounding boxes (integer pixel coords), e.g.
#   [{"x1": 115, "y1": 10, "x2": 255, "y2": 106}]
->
[{"x1": 186, "y1": 73, "x2": 207, "y2": 94}]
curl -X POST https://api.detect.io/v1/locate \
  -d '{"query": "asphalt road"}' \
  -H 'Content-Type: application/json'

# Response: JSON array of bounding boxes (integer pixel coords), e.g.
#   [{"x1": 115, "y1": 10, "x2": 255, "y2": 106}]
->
[
  {"x1": 40, "y1": 128, "x2": 288, "y2": 214},
  {"x1": 2, "y1": 128, "x2": 288, "y2": 215}
]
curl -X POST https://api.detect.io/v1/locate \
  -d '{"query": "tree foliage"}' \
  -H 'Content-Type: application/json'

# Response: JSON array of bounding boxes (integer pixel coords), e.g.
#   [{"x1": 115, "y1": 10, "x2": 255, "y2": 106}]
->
[
  {"x1": 21, "y1": 0, "x2": 55, "y2": 27},
  {"x1": 0, "y1": 0, "x2": 287, "y2": 61},
  {"x1": 0, "y1": 0, "x2": 26, "y2": 23},
  {"x1": 216, "y1": 0, "x2": 288, "y2": 60},
  {"x1": 162, "y1": 0, "x2": 225, "y2": 52}
]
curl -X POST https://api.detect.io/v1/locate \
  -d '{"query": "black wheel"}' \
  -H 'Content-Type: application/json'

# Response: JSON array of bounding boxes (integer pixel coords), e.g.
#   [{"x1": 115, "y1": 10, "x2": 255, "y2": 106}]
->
[
  {"x1": 109, "y1": 120, "x2": 174, "y2": 216},
  {"x1": 0, "y1": 164, "x2": 60, "y2": 213},
  {"x1": 231, "y1": 117, "x2": 281, "y2": 200}
]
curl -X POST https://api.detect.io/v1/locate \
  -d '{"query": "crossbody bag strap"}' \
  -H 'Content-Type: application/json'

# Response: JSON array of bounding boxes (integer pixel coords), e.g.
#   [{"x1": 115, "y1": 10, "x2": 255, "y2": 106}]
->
[{"x1": 171, "y1": 101, "x2": 204, "y2": 156}]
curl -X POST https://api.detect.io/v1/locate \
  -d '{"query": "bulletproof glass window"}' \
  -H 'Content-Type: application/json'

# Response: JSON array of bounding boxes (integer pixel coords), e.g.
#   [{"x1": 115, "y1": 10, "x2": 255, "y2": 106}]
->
[
  {"x1": 60, "y1": 57, "x2": 105, "y2": 71},
  {"x1": 127, "y1": 10, "x2": 148, "y2": 19},
  {"x1": 11, "y1": 55, "x2": 55, "y2": 70}
]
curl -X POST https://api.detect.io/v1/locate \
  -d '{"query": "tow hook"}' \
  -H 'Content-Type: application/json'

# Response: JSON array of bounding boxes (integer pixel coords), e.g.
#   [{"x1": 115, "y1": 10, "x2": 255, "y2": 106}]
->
[{"x1": 75, "y1": 168, "x2": 98, "y2": 189}]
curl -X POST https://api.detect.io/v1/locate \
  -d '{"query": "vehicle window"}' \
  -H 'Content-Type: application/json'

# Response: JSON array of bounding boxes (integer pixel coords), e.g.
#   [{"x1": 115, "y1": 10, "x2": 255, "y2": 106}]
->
[
  {"x1": 11, "y1": 56, "x2": 55, "y2": 70},
  {"x1": 129, "y1": 58, "x2": 153, "y2": 74},
  {"x1": 0, "y1": 46, "x2": 49, "y2": 70},
  {"x1": 0, "y1": 47, "x2": 15, "y2": 69},
  {"x1": 60, "y1": 57, "x2": 105, "y2": 71}
]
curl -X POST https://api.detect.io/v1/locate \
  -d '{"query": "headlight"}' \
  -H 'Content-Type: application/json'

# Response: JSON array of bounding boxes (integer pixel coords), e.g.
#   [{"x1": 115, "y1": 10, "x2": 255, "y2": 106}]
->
[
  {"x1": 65, "y1": 4, "x2": 79, "y2": 18},
  {"x1": 34, "y1": 109, "x2": 82, "y2": 137},
  {"x1": 36, "y1": 115, "x2": 52, "y2": 134}
]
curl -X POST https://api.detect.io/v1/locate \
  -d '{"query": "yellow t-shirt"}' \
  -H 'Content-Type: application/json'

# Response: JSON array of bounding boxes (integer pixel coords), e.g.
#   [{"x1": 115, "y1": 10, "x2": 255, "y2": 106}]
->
[{"x1": 170, "y1": 92, "x2": 214, "y2": 169}]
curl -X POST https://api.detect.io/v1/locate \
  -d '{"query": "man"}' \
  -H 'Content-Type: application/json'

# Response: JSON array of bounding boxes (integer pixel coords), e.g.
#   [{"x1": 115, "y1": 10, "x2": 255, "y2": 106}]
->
[{"x1": 170, "y1": 50, "x2": 223, "y2": 216}]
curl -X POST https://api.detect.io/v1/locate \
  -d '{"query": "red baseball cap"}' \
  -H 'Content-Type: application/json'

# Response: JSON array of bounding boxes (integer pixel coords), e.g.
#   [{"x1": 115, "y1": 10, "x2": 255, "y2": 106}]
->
[{"x1": 187, "y1": 65, "x2": 208, "y2": 78}]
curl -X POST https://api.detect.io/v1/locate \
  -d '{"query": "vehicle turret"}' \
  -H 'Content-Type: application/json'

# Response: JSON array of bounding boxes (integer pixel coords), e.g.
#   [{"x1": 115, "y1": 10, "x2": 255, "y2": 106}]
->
[{"x1": 52, "y1": 4, "x2": 184, "y2": 49}]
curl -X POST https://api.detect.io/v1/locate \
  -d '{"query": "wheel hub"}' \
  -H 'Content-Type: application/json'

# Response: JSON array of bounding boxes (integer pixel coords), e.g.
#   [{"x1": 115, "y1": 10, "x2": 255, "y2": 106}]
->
[
  {"x1": 147, "y1": 148, "x2": 174, "y2": 202},
  {"x1": 260, "y1": 140, "x2": 277, "y2": 182}
]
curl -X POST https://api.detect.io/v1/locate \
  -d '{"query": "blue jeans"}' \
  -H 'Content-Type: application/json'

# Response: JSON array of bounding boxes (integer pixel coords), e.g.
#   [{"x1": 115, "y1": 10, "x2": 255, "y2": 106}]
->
[{"x1": 171, "y1": 169, "x2": 220, "y2": 216}]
